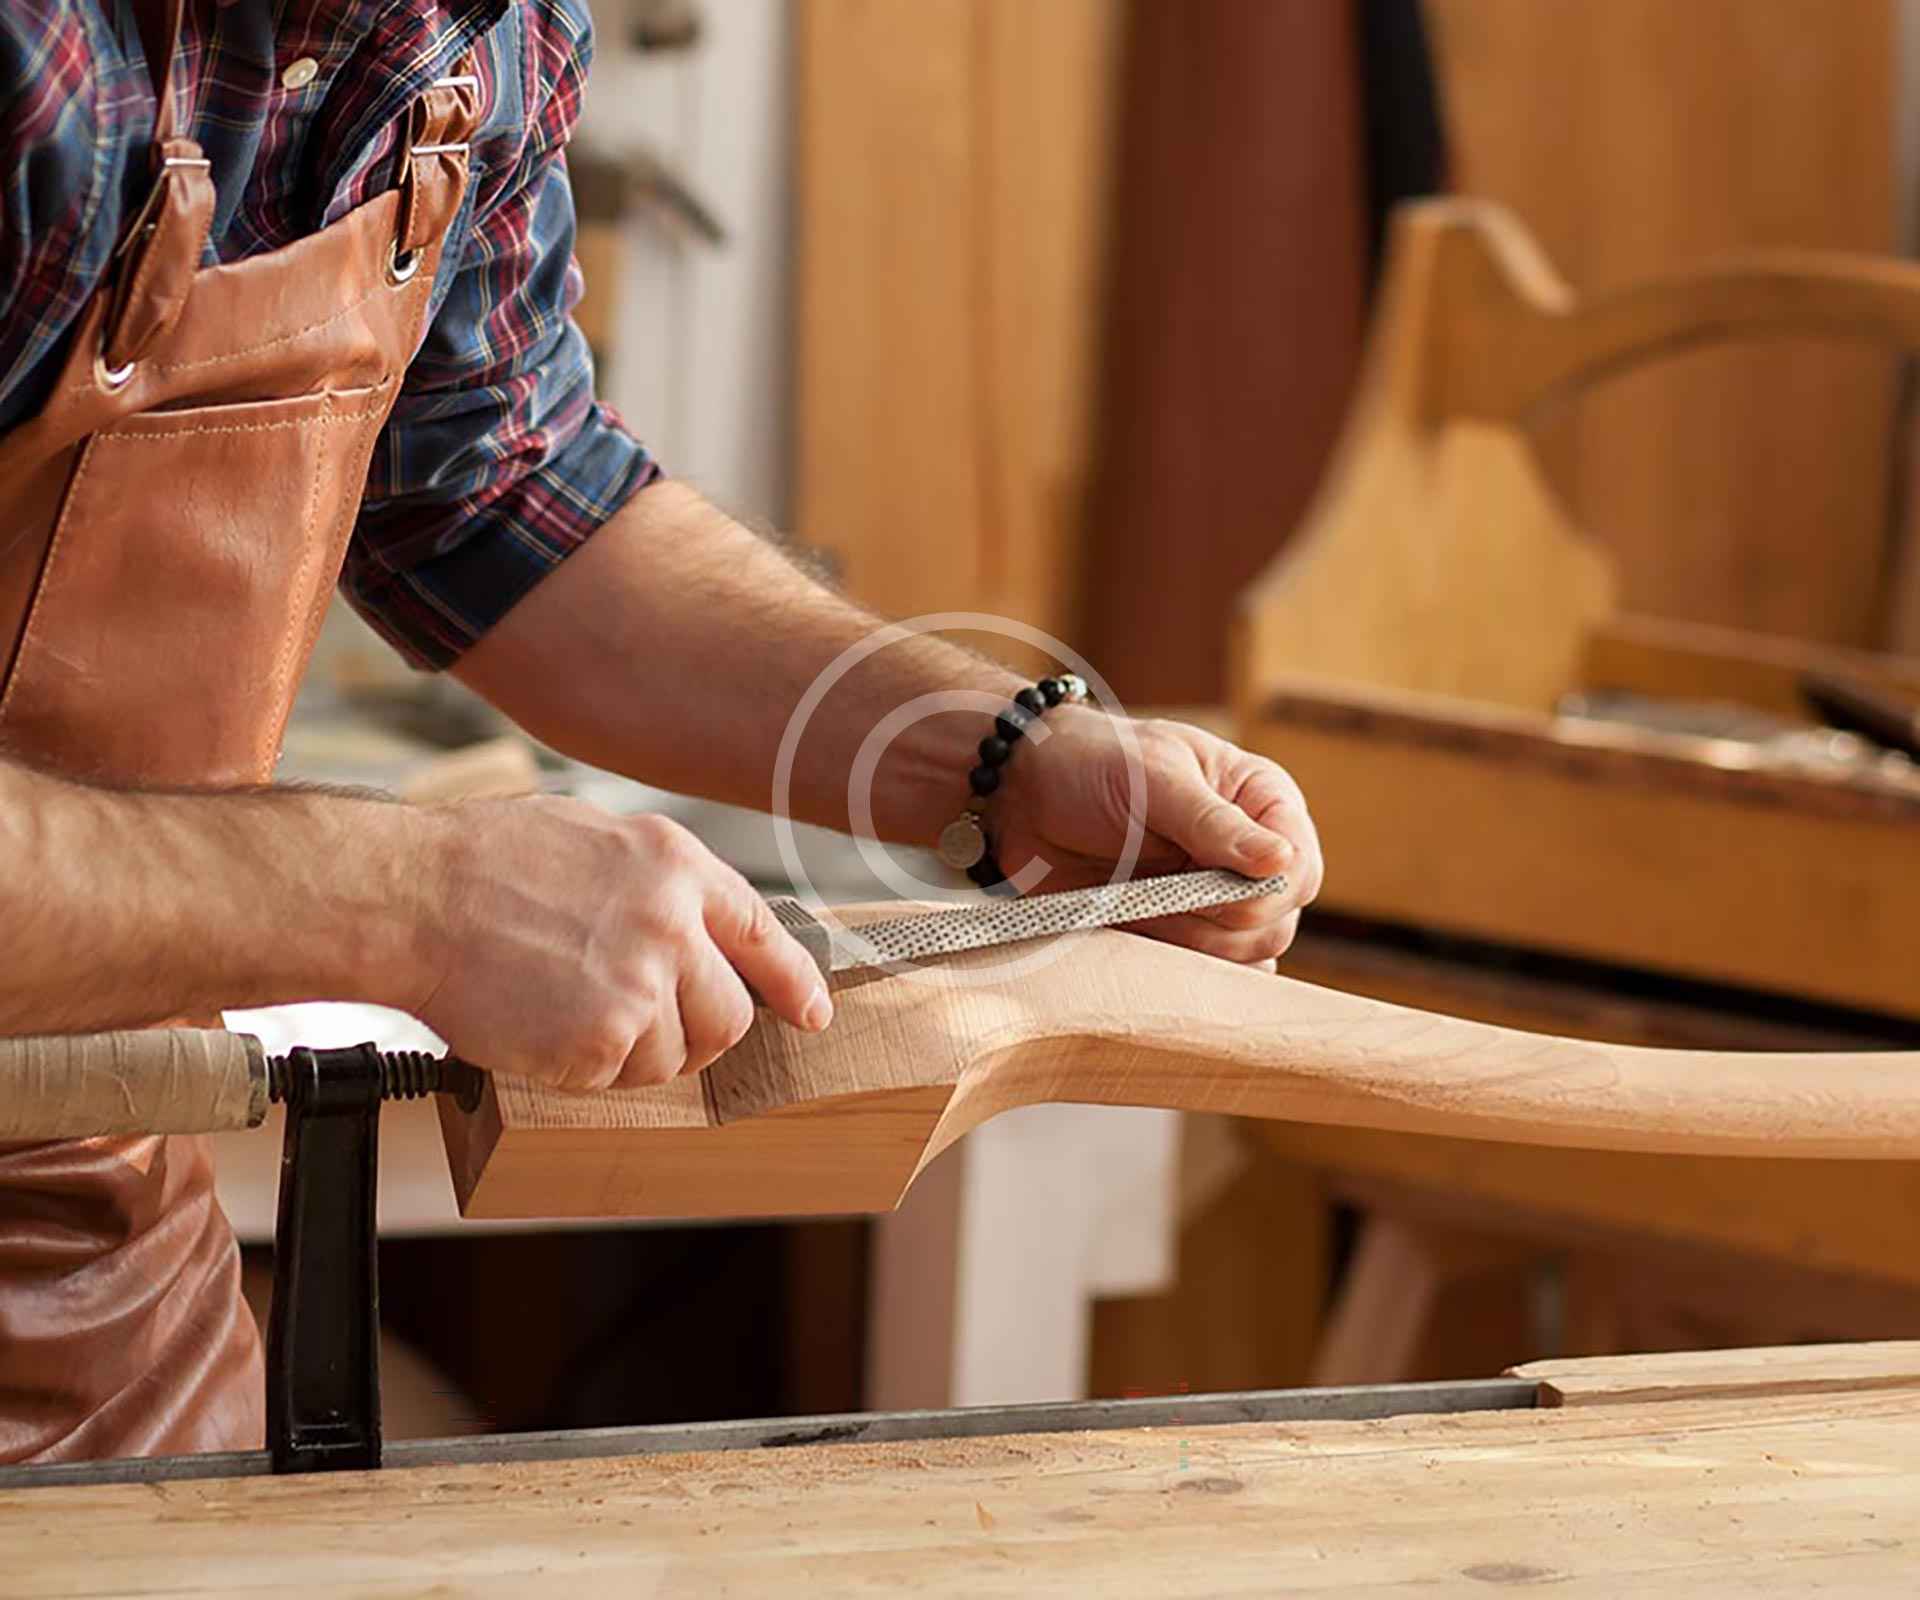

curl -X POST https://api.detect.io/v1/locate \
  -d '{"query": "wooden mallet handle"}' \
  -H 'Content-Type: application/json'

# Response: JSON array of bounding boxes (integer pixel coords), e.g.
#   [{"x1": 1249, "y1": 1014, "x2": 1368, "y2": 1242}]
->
[{"x1": 0, "y1": 1030, "x2": 268, "y2": 1139}]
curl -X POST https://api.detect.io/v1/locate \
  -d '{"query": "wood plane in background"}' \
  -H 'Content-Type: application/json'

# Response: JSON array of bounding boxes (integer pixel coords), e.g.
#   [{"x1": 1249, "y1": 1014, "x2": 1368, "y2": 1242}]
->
[
  {"x1": 438, "y1": 917, "x2": 1920, "y2": 1221},
  {"x1": 1232, "y1": 199, "x2": 1920, "y2": 1017}
]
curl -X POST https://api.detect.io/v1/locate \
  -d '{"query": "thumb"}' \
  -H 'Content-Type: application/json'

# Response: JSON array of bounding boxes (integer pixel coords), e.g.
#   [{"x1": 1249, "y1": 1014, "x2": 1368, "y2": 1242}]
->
[{"x1": 1159, "y1": 781, "x2": 1293, "y2": 876}]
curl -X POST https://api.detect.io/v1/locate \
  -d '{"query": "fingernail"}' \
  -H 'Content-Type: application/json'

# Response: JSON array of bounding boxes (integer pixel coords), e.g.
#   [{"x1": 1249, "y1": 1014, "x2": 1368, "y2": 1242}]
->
[
  {"x1": 1236, "y1": 832, "x2": 1292, "y2": 870},
  {"x1": 803, "y1": 988, "x2": 833, "y2": 1031}
]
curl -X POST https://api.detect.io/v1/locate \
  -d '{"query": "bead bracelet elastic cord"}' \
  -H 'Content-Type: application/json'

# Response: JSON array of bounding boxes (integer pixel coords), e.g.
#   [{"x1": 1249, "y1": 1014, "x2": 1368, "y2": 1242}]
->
[{"x1": 936, "y1": 674, "x2": 1089, "y2": 890}]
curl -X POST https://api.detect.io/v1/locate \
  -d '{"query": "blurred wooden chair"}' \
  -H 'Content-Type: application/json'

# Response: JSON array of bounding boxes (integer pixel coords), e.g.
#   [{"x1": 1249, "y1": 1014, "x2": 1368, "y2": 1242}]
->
[{"x1": 1219, "y1": 199, "x2": 1920, "y2": 1383}]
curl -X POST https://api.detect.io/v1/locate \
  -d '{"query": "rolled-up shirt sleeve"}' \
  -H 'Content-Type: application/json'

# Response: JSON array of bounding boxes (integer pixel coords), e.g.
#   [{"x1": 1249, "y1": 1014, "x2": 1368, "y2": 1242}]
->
[{"x1": 344, "y1": 0, "x2": 660, "y2": 670}]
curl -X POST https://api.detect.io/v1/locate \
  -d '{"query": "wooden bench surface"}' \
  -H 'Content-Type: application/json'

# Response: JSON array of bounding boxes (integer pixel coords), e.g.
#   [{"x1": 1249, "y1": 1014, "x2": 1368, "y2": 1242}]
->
[{"x1": 6, "y1": 1344, "x2": 1918, "y2": 1596}]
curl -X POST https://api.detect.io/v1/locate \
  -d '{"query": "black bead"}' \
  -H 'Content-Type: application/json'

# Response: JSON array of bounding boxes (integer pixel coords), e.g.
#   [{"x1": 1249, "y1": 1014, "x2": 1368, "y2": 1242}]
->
[
  {"x1": 995, "y1": 708, "x2": 1033, "y2": 744},
  {"x1": 1037, "y1": 677, "x2": 1066, "y2": 706},
  {"x1": 1014, "y1": 687, "x2": 1047, "y2": 716},
  {"x1": 978, "y1": 735, "x2": 1011, "y2": 767},
  {"x1": 967, "y1": 855, "x2": 1006, "y2": 888},
  {"x1": 969, "y1": 763, "x2": 1001, "y2": 796}
]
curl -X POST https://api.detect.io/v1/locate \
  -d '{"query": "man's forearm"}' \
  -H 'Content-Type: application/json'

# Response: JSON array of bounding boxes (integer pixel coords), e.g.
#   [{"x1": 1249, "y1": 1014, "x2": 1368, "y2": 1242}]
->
[
  {"x1": 454, "y1": 481, "x2": 1028, "y2": 845},
  {"x1": 0, "y1": 759, "x2": 431, "y2": 1034}
]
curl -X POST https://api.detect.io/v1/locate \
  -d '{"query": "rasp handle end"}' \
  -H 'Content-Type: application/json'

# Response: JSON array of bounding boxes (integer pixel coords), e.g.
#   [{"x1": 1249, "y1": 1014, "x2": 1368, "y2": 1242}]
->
[{"x1": 766, "y1": 897, "x2": 834, "y2": 982}]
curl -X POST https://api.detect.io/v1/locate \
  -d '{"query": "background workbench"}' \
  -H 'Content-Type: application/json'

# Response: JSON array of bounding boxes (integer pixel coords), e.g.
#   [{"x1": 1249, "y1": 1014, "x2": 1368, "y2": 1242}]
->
[{"x1": 4, "y1": 1343, "x2": 1916, "y2": 1596}]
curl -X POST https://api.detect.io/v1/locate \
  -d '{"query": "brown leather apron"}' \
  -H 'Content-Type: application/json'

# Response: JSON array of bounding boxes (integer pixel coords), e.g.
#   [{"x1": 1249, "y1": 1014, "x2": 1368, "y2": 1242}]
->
[{"x1": 0, "y1": 1, "x2": 479, "y2": 1462}]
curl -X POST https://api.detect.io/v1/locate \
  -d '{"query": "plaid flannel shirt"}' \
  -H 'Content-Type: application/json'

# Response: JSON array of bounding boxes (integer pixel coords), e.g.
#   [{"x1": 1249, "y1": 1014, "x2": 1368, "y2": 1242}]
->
[{"x1": 0, "y1": 0, "x2": 659, "y2": 667}]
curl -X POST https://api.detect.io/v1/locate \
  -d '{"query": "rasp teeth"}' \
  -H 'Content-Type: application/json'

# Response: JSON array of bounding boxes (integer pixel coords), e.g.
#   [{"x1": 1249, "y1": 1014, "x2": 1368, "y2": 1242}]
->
[{"x1": 832, "y1": 869, "x2": 1287, "y2": 971}]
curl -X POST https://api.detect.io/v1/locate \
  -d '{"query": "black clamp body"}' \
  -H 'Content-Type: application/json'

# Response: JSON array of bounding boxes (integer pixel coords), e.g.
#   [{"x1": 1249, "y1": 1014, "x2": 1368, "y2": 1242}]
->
[{"x1": 264, "y1": 1044, "x2": 483, "y2": 1474}]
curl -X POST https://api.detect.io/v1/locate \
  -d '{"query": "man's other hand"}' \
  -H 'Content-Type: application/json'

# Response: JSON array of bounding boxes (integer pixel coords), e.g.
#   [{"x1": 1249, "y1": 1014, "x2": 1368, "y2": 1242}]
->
[{"x1": 993, "y1": 708, "x2": 1324, "y2": 964}]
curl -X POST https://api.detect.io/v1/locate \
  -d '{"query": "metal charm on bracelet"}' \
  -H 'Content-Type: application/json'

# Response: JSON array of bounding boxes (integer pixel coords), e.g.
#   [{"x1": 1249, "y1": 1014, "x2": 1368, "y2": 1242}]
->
[{"x1": 935, "y1": 675, "x2": 1088, "y2": 877}]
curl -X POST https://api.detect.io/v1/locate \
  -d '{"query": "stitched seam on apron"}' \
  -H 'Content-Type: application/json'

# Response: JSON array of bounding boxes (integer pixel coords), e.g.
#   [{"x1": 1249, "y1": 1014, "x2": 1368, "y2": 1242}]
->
[
  {"x1": 260, "y1": 269, "x2": 434, "y2": 777},
  {"x1": 278, "y1": 401, "x2": 400, "y2": 773},
  {"x1": 257, "y1": 400, "x2": 340, "y2": 779},
  {"x1": 0, "y1": 440, "x2": 99, "y2": 724},
  {"x1": 0, "y1": 394, "x2": 394, "y2": 730},
  {"x1": 61, "y1": 271, "x2": 389, "y2": 394},
  {"x1": 84, "y1": 400, "x2": 394, "y2": 439},
  {"x1": 148, "y1": 280, "x2": 388, "y2": 377}
]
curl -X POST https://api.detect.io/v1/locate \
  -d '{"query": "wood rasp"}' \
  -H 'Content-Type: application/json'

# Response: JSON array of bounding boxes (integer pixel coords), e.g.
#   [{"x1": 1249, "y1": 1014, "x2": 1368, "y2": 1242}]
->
[{"x1": 765, "y1": 867, "x2": 1288, "y2": 976}]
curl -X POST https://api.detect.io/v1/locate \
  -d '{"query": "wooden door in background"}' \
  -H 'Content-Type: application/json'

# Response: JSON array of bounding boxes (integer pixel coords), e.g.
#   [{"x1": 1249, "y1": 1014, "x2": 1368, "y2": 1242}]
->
[
  {"x1": 1425, "y1": 0, "x2": 1902, "y2": 649},
  {"x1": 793, "y1": 0, "x2": 1121, "y2": 662}
]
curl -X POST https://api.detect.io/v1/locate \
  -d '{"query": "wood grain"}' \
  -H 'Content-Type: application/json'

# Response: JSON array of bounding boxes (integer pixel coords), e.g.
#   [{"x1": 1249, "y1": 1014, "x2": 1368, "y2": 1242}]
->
[
  {"x1": 1513, "y1": 1341, "x2": 1920, "y2": 1409},
  {"x1": 439, "y1": 919, "x2": 1920, "y2": 1221},
  {"x1": 1265, "y1": 925, "x2": 1920, "y2": 1292},
  {"x1": 12, "y1": 1382, "x2": 1920, "y2": 1594}
]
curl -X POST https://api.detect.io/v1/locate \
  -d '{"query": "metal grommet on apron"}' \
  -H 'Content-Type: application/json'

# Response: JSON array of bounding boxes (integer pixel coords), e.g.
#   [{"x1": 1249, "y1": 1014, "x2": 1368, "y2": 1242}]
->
[{"x1": 0, "y1": 0, "x2": 482, "y2": 1463}]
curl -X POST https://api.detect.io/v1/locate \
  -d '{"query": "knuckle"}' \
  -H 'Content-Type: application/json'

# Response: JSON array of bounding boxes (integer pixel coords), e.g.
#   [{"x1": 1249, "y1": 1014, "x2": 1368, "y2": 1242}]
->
[
  {"x1": 618, "y1": 1052, "x2": 680, "y2": 1090},
  {"x1": 629, "y1": 811, "x2": 701, "y2": 864},
  {"x1": 584, "y1": 1059, "x2": 626, "y2": 1092},
  {"x1": 1249, "y1": 755, "x2": 1306, "y2": 803},
  {"x1": 564, "y1": 1048, "x2": 625, "y2": 1094},
  {"x1": 687, "y1": 991, "x2": 753, "y2": 1059},
  {"x1": 568, "y1": 1016, "x2": 635, "y2": 1089},
  {"x1": 622, "y1": 988, "x2": 663, "y2": 1039},
  {"x1": 731, "y1": 888, "x2": 778, "y2": 947},
  {"x1": 616, "y1": 1025, "x2": 680, "y2": 1088},
  {"x1": 579, "y1": 1009, "x2": 630, "y2": 1058}
]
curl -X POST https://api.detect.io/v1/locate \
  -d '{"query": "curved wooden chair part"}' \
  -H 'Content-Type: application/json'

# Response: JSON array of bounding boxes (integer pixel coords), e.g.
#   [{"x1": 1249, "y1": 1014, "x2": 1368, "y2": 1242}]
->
[
  {"x1": 1231, "y1": 198, "x2": 1920, "y2": 716},
  {"x1": 438, "y1": 918, "x2": 1920, "y2": 1220}
]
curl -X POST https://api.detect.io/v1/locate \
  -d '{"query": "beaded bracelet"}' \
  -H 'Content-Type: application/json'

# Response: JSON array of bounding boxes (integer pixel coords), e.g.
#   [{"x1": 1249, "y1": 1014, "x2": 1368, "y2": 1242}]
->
[{"x1": 935, "y1": 674, "x2": 1089, "y2": 889}]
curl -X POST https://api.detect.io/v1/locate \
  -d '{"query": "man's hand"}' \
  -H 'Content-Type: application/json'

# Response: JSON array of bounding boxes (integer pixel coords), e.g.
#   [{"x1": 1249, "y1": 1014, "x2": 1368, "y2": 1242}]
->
[
  {"x1": 411, "y1": 798, "x2": 831, "y2": 1091},
  {"x1": 993, "y1": 708, "x2": 1323, "y2": 963}
]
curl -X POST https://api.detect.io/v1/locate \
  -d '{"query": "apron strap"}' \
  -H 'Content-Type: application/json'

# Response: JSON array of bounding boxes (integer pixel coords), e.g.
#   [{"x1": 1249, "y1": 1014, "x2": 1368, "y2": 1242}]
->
[
  {"x1": 96, "y1": 0, "x2": 213, "y2": 374},
  {"x1": 128, "y1": 0, "x2": 188, "y2": 146},
  {"x1": 98, "y1": 141, "x2": 215, "y2": 375},
  {"x1": 388, "y1": 50, "x2": 485, "y2": 281}
]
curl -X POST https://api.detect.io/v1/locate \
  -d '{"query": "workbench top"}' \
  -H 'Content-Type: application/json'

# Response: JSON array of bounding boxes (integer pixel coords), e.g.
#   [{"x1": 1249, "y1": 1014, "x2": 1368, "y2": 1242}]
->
[{"x1": 5, "y1": 1345, "x2": 1917, "y2": 1596}]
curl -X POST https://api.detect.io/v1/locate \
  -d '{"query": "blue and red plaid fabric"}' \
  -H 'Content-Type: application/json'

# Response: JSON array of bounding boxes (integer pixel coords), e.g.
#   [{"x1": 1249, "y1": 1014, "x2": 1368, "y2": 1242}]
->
[{"x1": 0, "y1": 0, "x2": 659, "y2": 667}]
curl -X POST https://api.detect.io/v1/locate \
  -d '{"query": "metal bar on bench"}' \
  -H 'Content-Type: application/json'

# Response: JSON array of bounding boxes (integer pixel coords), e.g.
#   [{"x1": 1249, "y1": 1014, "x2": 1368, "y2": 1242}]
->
[{"x1": 0, "y1": 1378, "x2": 1534, "y2": 1492}]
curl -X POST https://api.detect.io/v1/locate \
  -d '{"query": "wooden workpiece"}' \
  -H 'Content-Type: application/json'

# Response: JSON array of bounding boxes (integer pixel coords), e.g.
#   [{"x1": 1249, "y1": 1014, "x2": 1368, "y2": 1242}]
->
[
  {"x1": 439, "y1": 919, "x2": 1920, "y2": 1221},
  {"x1": 7, "y1": 1343, "x2": 1919, "y2": 1595}
]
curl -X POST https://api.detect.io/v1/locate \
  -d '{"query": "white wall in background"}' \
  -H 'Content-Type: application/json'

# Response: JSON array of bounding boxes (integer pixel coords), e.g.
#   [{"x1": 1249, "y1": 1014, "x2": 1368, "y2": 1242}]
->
[{"x1": 579, "y1": 0, "x2": 794, "y2": 527}]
